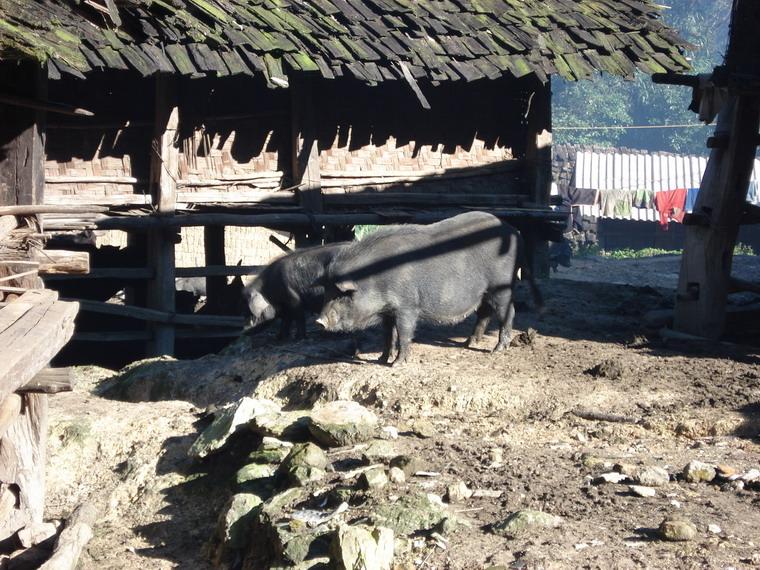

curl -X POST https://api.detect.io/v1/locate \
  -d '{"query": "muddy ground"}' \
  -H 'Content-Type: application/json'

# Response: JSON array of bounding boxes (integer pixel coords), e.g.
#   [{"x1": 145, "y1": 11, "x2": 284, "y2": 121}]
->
[{"x1": 43, "y1": 254, "x2": 760, "y2": 569}]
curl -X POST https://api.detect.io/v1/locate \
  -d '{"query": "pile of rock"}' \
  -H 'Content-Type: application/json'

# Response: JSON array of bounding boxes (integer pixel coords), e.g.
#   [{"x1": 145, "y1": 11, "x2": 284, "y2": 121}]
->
[{"x1": 192, "y1": 397, "x2": 461, "y2": 569}]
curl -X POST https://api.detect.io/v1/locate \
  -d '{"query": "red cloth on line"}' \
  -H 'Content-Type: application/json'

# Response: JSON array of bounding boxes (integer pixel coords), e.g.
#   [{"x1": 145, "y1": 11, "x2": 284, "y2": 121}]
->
[{"x1": 655, "y1": 189, "x2": 687, "y2": 229}]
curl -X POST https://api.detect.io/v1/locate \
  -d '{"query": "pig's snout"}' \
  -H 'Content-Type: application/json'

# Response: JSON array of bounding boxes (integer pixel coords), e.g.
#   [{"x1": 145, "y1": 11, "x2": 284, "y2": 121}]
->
[{"x1": 315, "y1": 316, "x2": 328, "y2": 329}]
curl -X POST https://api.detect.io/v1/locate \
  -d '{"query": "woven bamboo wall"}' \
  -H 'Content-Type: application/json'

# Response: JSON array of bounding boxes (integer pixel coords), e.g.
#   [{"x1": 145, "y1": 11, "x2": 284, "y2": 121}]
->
[{"x1": 175, "y1": 226, "x2": 285, "y2": 268}]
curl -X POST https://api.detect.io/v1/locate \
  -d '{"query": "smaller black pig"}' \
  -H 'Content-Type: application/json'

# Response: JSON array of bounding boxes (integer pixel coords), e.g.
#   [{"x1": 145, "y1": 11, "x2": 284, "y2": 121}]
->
[{"x1": 242, "y1": 242, "x2": 349, "y2": 339}]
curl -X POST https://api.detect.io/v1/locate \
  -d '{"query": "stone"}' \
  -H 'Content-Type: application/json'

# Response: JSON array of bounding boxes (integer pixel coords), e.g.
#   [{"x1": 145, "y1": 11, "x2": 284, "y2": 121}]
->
[
  {"x1": 584, "y1": 358, "x2": 624, "y2": 380},
  {"x1": 262, "y1": 488, "x2": 306, "y2": 517},
  {"x1": 593, "y1": 472, "x2": 628, "y2": 484},
  {"x1": 635, "y1": 466, "x2": 670, "y2": 487},
  {"x1": 628, "y1": 485, "x2": 656, "y2": 498},
  {"x1": 708, "y1": 524, "x2": 722, "y2": 534},
  {"x1": 278, "y1": 443, "x2": 329, "y2": 487},
  {"x1": 331, "y1": 524, "x2": 394, "y2": 570},
  {"x1": 580, "y1": 453, "x2": 611, "y2": 471},
  {"x1": 510, "y1": 327, "x2": 536, "y2": 347},
  {"x1": 217, "y1": 492, "x2": 264, "y2": 550},
  {"x1": 247, "y1": 448, "x2": 289, "y2": 465},
  {"x1": 371, "y1": 493, "x2": 450, "y2": 535},
  {"x1": 716, "y1": 464, "x2": 736, "y2": 479},
  {"x1": 389, "y1": 467, "x2": 406, "y2": 484},
  {"x1": 409, "y1": 419, "x2": 435, "y2": 439},
  {"x1": 381, "y1": 426, "x2": 399, "y2": 440},
  {"x1": 362, "y1": 440, "x2": 398, "y2": 464},
  {"x1": 360, "y1": 467, "x2": 389, "y2": 490},
  {"x1": 389, "y1": 455, "x2": 424, "y2": 478},
  {"x1": 250, "y1": 409, "x2": 311, "y2": 441},
  {"x1": 683, "y1": 460, "x2": 717, "y2": 483},
  {"x1": 614, "y1": 463, "x2": 639, "y2": 478},
  {"x1": 189, "y1": 397, "x2": 275, "y2": 459},
  {"x1": 659, "y1": 517, "x2": 697, "y2": 541},
  {"x1": 17, "y1": 522, "x2": 60, "y2": 548},
  {"x1": 492, "y1": 510, "x2": 562, "y2": 536},
  {"x1": 309, "y1": 401, "x2": 379, "y2": 447},
  {"x1": 445, "y1": 481, "x2": 473, "y2": 503},
  {"x1": 236, "y1": 463, "x2": 276, "y2": 485}
]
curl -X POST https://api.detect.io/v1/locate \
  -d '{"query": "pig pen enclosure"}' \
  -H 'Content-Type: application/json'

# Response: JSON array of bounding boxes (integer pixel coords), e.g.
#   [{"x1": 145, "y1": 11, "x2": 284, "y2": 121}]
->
[{"x1": 4, "y1": 0, "x2": 759, "y2": 569}]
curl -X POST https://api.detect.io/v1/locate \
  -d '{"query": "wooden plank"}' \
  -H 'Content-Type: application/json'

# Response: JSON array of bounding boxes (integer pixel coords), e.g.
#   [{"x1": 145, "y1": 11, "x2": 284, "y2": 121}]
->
[
  {"x1": 73, "y1": 331, "x2": 151, "y2": 342},
  {"x1": 291, "y1": 76, "x2": 322, "y2": 247},
  {"x1": 0, "y1": 215, "x2": 17, "y2": 241},
  {"x1": 0, "y1": 291, "x2": 77, "y2": 403},
  {"x1": 147, "y1": 75, "x2": 179, "y2": 356},
  {"x1": 0, "y1": 93, "x2": 93, "y2": 117},
  {"x1": 204, "y1": 225, "x2": 226, "y2": 312},
  {"x1": 43, "y1": 267, "x2": 154, "y2": 281},
  {"x1": 0, "y1": 205, "x2": 109, "y2": 215},
  {"x1": 0, "y1": 393, "x2": 22, "y2": 439},
  {"x1": 69, "y1": 297, "x2": 245, "y2": 328},
  {"x1": 46, "y1": 176, "x2": 140, "y2": 184},
  {"x1": 19, "y1": 367, "x2": 73, "y2": 394},
  {"x1": 32, "y1": 250, "x2": 90, "y2": 275},
  {"x1": 39, "y1": 501, "x2": 99, "y2": 570},
  {"x1": 322, "y1": 193, "x2": 525, "y2": 207},
  {"x1": 175, "y1": 265, "x2": 262, "y2": 278}
]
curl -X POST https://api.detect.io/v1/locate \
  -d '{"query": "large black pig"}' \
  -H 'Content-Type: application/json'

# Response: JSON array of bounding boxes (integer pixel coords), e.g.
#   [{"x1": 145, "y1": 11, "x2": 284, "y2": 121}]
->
[
  {"x1": 315, "y1": 212, "x2": 543, "y2": 366},
  {"x1": 242, "y1": 242, "x2": 349, "y2": 339}
]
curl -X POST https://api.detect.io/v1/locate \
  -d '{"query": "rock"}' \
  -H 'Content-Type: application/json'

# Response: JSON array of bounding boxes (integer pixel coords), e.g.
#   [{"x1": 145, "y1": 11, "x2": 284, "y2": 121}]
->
[
  {"x1": 659, "y1": 517, "x2": 697, "y2": 541},
  {"x1": 471, "y1": 489, "x2": 502, "y2": 499},
  {"x1": 249, "y1": 409, "x2": 311, "y2": 441},
  {"x1": 584, "y1": 358, "x2": 624, "y2": 380},
  {"x1": 492, "y1": 509, "x2": 562, "y2": 536},
  {"x1": 362, "y1": 440, "x2": 397, "y2": 464},
  {"x1": 510, "y1": 327, "x2": 537, "y2": 347},
  {"x1": 277, "y1": 443, "x2": 329, "y2": 487},
  {"x1": 445, "y1": 481, "x2": 473, "y2": 503},
  {"x1": 189, "y1": 397, "x2": 274, "y2": 459},
  {"x1": 262, "y1": 488, "x2": 306, "y2": 517},
  {"x1": 580, "y1": 453, "x2": 611, "y2": 471},
  {"x1": 628, "y1": 485, "x2": 656, "y2": 498},
  {"x1": 360, "y1": 467, "x2": 389, "y2": 490},
  {"x1": 409, "y1": 419, "x2": 435, "y2": 439},
  {"x1": 614, "y1": 463, "x2": 639, "y2": 478},
  {"x1": 247, "y1": 448, "x2": 290, "y2": 465},
  {"x1": 389, "y1": 455, "x2": 424, "y2": 478},
  {"x1": 236, "y1": 463, "x2": 276, "y2": 485},
  {"x1": 308, "y1": 401, "x2": 378, "y2": 447},
  {"x1": 716, "y1": 464, "x2": 736, "y2": 479},
  {"x1": 635, "y1": 466, "x2": 670, "y2": 487},
  {"x1": 216, "y1": 492, "x2": 264, "y2": 550},
  {"x1": 593, "y1": 472, "x2": 628, "y2": 484},
  {"x1": 389, "y1": 467, "x2": 406, "y2": 484},
  {"x1": 708, "y1": 524, "x2": 722, "y2": 534},
  {"x1": 381, "y1": 426, "x2": 399, "y2": 440},
  {"x1": 683, "y1": 460, "x2": 717, "y2": 483},
  {"x1": 331, "y1": 524, "x2": 394, "y2": 570},
  {"x1": 251, "y1": 514, "x2": 331, "y2": 566},
  {"x1": 17, "y1": 521, "x2": 60, "y2": 548},
  {"x1": 371, "y1": 494, "x2": 450, "y2": 535}
]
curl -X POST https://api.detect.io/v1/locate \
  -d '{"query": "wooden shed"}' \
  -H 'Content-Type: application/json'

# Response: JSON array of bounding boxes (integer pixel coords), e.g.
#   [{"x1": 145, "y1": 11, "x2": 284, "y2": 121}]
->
[{"x1": 0, "y1": 0, "x2": 691, "y2": 357}]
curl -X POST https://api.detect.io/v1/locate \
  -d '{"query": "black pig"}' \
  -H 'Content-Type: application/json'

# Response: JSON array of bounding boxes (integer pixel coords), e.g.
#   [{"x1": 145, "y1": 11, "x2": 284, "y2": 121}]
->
[
  {"x1": 316, "y1": 212, "x2": 543, "y2": 365},
  {"x1": 242, "y1": 243, "x2": 349, "y2": 339}
]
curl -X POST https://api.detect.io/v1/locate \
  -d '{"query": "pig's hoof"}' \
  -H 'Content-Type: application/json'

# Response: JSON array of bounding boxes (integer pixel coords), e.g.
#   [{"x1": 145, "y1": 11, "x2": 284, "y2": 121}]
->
[{"x1": 491, "y1": 344, "x2": 507, "y2": 353}]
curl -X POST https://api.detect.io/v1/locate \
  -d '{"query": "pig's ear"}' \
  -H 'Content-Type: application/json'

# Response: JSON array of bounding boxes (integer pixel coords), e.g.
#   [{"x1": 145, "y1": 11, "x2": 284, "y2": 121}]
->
[{"x1": 335, "y1": 280, "x2": 358, "y2": 294}]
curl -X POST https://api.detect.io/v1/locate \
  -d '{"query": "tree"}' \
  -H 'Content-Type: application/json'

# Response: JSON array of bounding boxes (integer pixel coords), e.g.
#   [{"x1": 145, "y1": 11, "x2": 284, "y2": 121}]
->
[{"x1": 553, "y1": 0, "x2": 732, "y2": 153}]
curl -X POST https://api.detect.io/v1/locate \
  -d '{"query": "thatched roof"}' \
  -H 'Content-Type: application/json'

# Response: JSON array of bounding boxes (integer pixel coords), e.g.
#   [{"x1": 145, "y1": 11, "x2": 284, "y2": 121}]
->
[{"x1": 0, "y1": 0, "x2": 690, "y2": 85}]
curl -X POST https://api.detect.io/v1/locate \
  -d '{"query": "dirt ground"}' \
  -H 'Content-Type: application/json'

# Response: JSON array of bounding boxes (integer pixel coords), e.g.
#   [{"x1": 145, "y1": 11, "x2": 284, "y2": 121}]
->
[{"x1": 43, "y1": 254, "x2": 760, "y2": 570}]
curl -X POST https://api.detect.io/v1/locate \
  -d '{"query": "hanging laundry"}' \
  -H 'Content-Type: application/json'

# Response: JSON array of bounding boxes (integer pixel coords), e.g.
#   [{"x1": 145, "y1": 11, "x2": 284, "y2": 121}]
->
[
  {"x1": 599, "y1": 189, "x2": 634, "y2": 218},
  {"x1": 633, "y1": 188, "x2": 655, "y2": 209},
  {"x1": 746, "y1": 180, "x2": 759, "y2": 205},
  {"x1": 655, "y1": 189, "x2": 687, "y2": 228},
  {"x1": 684, "y1": 188, "x2": 700, "y2": 213},
  {"x1": 561, "y1": 187, "x2": 598, "y2": 206}
]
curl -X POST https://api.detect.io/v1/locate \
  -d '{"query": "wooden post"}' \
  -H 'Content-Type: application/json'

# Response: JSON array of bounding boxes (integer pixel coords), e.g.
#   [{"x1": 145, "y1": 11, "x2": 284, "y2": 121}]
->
[
  {"x1": 673, "y1": 0, "x2": 760, "y2": 339},
  {"x1": 147, "y1": 76, "x2": 179, "y2": 356},
  {"x1": 291, "y1": 76, "x2": 322, "y2": 247},
  {"x1": 0, "y1": 62, "x2": 46, "y2": 207},
  {"x1": 204, "y1": 225, "x2": 226, "y2": 311},
  {"x1": 524, "y1": 78, "x2": 552, "y2": 278}
]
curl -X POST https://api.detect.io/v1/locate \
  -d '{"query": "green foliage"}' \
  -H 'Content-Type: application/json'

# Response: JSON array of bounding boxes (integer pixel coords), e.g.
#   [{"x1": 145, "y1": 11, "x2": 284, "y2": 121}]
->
[
  {"x1": 353, "y1": 225, "x2": 380, "y2": 240},
  {"x1": 553, "y1": 0, "x2": 732, "y2": 154},
  {"x1": 585, "y1": 243, "x2": 755, "y2": 260}
]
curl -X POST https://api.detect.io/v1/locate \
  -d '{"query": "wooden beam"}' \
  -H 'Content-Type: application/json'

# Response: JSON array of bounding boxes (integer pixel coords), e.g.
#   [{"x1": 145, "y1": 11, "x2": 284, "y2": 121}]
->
[
  {"x1": 0, "y1": 93, "x2": 93, "y2": 117},
  {"x1": 0, "y1": 215, "x2": 18, "y2": 241},
  {"x1": 0, "y1": 289, "x2": 78, "y2": 403},
  {"x1": 39, "y1": 502, "x2": 99, "y2": 570},
  {"x1": 68, "y1": 297, "x2": 245, "y2": 328},
  {"x1": 19, "y1": 368, "x2": 73, "y2": 394},
  {"x1": 95, "y1": 209, "x2": 567, "y2": 231},
  {"x1": 32, "y1": 250, "x2": 90, "y2": 275},
  {"x1": 146, "y1": 75, "x2": 179, "y2": 356},
  {"x1": 43, "y1": 267, "x2": 153, "y2": 281},
  {"x1": 0, "y1": 205, "x2": 108, "y2": 215},
  {"x1": 0, "y1": 393, "x2": 22, "y2": 439},
  {"x1": 674, "y1": 0, "x2": 760, "y2": 338},
  {"x1": 322, "y1": 193, "x2": 526, "y2": 207},
  {"x1": 204, "y1": 225, "x2": 226, "y2": 313},
  {"x1": 291, "y1": 76, "x2": 322, "y2": 247}
]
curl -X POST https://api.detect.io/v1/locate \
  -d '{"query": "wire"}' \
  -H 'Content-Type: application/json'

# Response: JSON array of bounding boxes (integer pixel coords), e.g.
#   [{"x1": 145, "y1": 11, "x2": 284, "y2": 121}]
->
[{"x1": 554, "y1": 123, "x2": 708, "y2": 131}]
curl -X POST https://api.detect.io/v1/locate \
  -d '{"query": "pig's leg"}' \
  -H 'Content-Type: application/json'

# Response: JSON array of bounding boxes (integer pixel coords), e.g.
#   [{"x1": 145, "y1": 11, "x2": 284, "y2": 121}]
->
[
  {"x1": 466, "y1": 302, "x2": 491, "y2": 347},
  {"x1": 493, "y1": 292, "x2": 515, "y2": 352},
  {"x1": 391, "y1": 312, "x2": 417, "y2": 367},
  {"x1": 294, "y1": 310, "x2": 307, "y2": 340},
  {"x1": 379, "y1": 315, "x2": 397, "y2": 364},
  {"x1": 277, "y1": 314, "x2": 292, "y2": 340}
]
